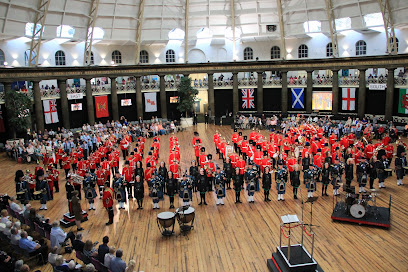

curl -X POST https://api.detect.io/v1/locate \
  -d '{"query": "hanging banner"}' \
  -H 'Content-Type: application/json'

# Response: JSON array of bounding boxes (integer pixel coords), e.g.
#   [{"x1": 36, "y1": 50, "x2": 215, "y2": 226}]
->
[
  {"x1": 67, "y1": 93, "x2": 83, "y2": 100},
  {"x1": 342, "y1": 88, "x2": 356, "y2": 111},
  {"x1": 398, "y1": 89, "x2": 408, "y2": 114},
  {"x1": 121, "y1": 99, "x2": 132, "y2": 106},
  {"x1": 144, "y1": 92, "x2": 157, "y2": 112},
  {"x1": 71, "y1": 103, "x2": 83, "y2": 111},
  {"x1": 369, "y1": 84, "x2": 386, "y2": 90},
  {"x1": 291, "y1": 88, "x2": 304, "y2": 109},
  {"x1": 241, "y1": 89, "x2": 255, "y2": 109},
  {"x1": 43, "y1": 99, "x2": 59, "y2": 124},
  {"x1": 95, "y1": 95, "x2": 109, "y2": 118},
  {"x1": 0, "y1": 105, "x2": 5, "y2": 133}
]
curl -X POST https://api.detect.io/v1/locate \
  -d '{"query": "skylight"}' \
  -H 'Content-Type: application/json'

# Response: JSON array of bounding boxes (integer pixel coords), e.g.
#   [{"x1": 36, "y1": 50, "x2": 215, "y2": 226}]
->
[
  {"x1": 335, "y1": 17, "x2": 351, "y2": 31},
  {"x1": 197, "y1": 27, "x2": 213, "y2": 39},
  {"x1": 57, "y1": 25, "x2": 75, "y2": 38},
  {"x1": 168, "y1": 28, "x2": 185, "y2": 40},
  {"x1": 303, "y1": 21, "x2": 321, "y2": 33},
  {"x1": 364, "y1": 13, "x2": 384, "y2": 27},
  {"x1": 25, "y1": 23, "x2": 43, "y2": 38},
  {"x1": 88, "y1": 27, "x2": 105, "y2": 40}
]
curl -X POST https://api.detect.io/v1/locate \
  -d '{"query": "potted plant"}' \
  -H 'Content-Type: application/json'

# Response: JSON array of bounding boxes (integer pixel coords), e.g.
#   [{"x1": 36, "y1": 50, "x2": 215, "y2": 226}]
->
[
  {"x1": 177, "y1": 76, "x2": 198, "y2": 127},
  {"x1": 5, "y1": 89, "x2": 32, "y2": 139}
]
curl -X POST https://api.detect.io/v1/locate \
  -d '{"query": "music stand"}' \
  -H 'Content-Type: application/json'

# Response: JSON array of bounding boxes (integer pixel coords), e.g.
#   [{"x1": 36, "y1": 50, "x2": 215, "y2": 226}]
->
[
  {"x1": 306, "y1": 197, "x2": 318, "y2": 233},
  {"x1": 280, "y1": 214, "x2": 299, "y2": 262}
]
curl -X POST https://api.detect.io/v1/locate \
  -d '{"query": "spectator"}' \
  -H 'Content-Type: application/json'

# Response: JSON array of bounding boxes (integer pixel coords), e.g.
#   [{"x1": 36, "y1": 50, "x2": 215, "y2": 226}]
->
[
  {"x1": 23, "y1": 204, "x2": 31, "y2": 219},
  {"x1": 110, "y1": 249, "x2": 126, "y2": 272},
  {"x1": 0, "y1": 209, "x2": 10, "y2": 224},
  {"x1": 55, "y1": 255, "x2": 69, "y2": 272},
  {"x1": 20, "y1": 264, "x2": 30, "y2": 272},
  {"x1": 84, "y1": 263, "x2": 96, "y2": 272},
  {"x1": 18, "y1": 231, "x2": 48, "y2": 265},
  {"x1": 0, "y1": 250, "x2": 14, "y2": 271},
  {"x1": 72, "y1": 233, "x2": 85, "y2": 253},
  {"x1": 14, "y1": 260, "x2": 24, "y2": 272},
  {"x1": 104, "y1": 246, "x2": 116, "y2": 268},
  {"x1": 48, "y1": 246, "x2": 59, "y2": 265},
  {"x1": 3, "y1": 221, "x2": 12, "y2": 237},
  {"x1": 97, "y1": 236, "x2": 110, "y2": 263},
  {"x1": 125, "y1": 260, "x2": 137, "y2": 272},
  {"x1": 50, "y1": 221, "x2": 75, "y2": 249},
  {"x1": 10, "y1": 227, "x2": 21, "y2": 245},
  {"x1": 9, "y1": 197, "x2": 23, "y2": 214},
  {"x1": 83, "y1": 240, "x2": 98, "y2": 259}
]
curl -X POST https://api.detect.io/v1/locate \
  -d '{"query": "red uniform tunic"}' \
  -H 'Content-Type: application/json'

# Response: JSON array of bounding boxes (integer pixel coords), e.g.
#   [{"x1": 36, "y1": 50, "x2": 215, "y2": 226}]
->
[
  {"x1": 287, "y1": 157, "x2": 297, "y2": 172},
  {"x1": 237, "y1": 158, "x2": 246, "y2": 175},
  {"x1": 364, "y1": 144, "x2": 374, "y2": 159},
  {"x1": 103, "y1": 188, "x2": 114, "y2": 208},
  {"x1": 206, "y1": 161, "x2": 216, "y2": 178},
  {"x1": 385, "y1": 144, "x2": 394, "y2": 160},
  {"x1": 261, "y1": 157, "x2": 271, "y2": 172},
  {"x1": 199, "y1": 153, "x2": 208, "y2": 168},
  {"x1": 169, "y1": 163, "x2": 180, "y2": 179},
  {"x1": 229, "y1": 154, "x2": 239, "y2": 168},
  {"x1": 253, "y1": 151, "x2": 263, "y2": 166},
  {"x1": 122, "y1": 166, "x2": 133, "y2": 182}
]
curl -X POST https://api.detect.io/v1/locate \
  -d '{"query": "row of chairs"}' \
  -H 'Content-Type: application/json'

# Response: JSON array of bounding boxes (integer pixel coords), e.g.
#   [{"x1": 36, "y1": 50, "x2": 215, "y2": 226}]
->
[
  {"x1": 75, "y1": 250, "x2": 112, "y2": 272},
  {"x1": 1, "y1": 206, "x2": 47, "y2": 265}
]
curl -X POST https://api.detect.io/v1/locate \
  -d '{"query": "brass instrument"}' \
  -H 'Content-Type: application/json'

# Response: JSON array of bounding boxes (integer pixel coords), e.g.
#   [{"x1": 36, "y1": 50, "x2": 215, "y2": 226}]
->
[{"x1": 71, "y1": 174, "x2": 84, "y2": 184}]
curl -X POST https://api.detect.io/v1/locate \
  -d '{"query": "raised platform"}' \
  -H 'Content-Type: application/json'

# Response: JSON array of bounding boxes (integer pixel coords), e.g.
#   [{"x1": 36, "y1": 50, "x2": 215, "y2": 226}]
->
[
  {"x1": 60, "y1": 211, "x2": 89, "y2": 228},
  {"x1": 331, "y1": 202, "x2": 390, "y2": 228},
  {"x1": 267, "y1": 245, "x2": 324, "y2": 272}
]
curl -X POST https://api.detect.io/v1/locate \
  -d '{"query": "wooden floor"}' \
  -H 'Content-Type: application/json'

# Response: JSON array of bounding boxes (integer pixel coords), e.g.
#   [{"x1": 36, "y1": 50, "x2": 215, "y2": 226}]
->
[{"x1": 2, "y1": 124, "x2": 408, "y2": 272}]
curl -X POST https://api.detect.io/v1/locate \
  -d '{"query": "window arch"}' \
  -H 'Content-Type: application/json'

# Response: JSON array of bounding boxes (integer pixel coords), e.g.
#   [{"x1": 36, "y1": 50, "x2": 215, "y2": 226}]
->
[
  {"x1": 0, "y1": 49, "x2": 4, "y2": 66},
  {"x1": 85, "y1": 51, "x2": 94, "y2": 65},
  {"x1": 55, "y1": 50, "x2": 66, "y2": 66},
  {"x1": 390, "y1": 37, "x2": 399, "y2": 53},
  {"x1": 326, "y1": 42, "x2": 333, "y2": 57},
  {"x1": 356, "y1": 40, "x2": 367, "y2": 56},
  {"x1": 243, "y1": 47, "x2": 253, "y2": 60},
  {"x1": 270, "y1": 46, "x2": 280, "y2": 59},
  {"x1": 298, "y1": 44, "x2": 308, "y2": 59},
  {"x1": 140, "y1": 50, "x2": 149, "y2": 64},
  {"x1": 112, "y1": 50, "x2": 122, "y2": 64},
  {"x1": 166, "y1": 49, "x2": 175, "y2": 63},
  {"x1": 25, "y1": 49, "x2": 36, "y2": 66}
]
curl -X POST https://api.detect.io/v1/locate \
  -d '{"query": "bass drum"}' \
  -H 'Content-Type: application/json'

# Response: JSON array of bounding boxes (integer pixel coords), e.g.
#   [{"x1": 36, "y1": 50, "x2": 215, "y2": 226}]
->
[{"x1": 350, "y1": 204, "x2": 366, "y2": 219}]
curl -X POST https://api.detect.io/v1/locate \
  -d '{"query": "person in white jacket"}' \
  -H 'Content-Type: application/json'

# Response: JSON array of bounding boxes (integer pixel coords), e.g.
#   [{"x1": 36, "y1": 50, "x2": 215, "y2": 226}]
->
[{"x1": 50, "y1": 221, "x2": 75, "y2": 249}]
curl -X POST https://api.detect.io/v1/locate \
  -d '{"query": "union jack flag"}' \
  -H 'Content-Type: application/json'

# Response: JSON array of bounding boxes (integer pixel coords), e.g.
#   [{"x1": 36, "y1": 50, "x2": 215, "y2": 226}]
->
[
  {"x1": 241, "y1": 89, "x2": 255, "y2": 109},
  {"x1": 50, "y1": 100, "x2": 57, "y2": 111}
]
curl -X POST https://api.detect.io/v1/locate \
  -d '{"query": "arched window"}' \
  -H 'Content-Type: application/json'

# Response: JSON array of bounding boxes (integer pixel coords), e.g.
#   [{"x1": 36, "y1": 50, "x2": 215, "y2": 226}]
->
[
  {"x1": 112, "y1": 50, "x2": 122, "y2": 64},
  {"x1": 85, "y1": 51, "x2": 94, "y2": 65},
  {"x1": 243, "y1": 47, "x2": 253, "y2": 60},
  {"x1": 55, "y1": 50, "x2": 66, "y2": 66},
  {"x1": 326, "y1": 42, "x2": 333, "y2": 57},
  {"x1": 390, "y1": 37, "x2": 399, "y2": 53},
  {"x1": 298, "y1": 44, "x2": 308, "y2": 59},
  {"x1": 25, "y1": 49, "x2": 36, "y2": 66},
  {"x1": 356, "y1": 40, "x2": 367, "y2": 56},
  {"x1": 0, "y1": 49, "x2": 5, "y2": 66},
  {"x1": 140, "y1": 50, "x2": 149, "y2": 63},
  {"x1": 270, "y1": 46, "x2": 280, "y2": 59},
  {"x1": 166, "y1": 49, "x2": 175, "y2": 63}
]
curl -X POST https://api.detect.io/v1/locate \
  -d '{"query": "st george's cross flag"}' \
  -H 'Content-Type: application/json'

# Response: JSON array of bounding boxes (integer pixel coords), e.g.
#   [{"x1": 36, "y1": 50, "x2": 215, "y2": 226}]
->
[
  {"x1": 291, "y1": 88, "x2": 304, "y2": 109},
  {"x1": 145, "y1": 92, "x2": 157, "y2": 112},
  {"x1": 241, "y1": 89, "x2": 255, "y2": 109},
  {"x1": 95, "y1": 95, "x2": 109, "y2": 118},
  {"x1": 342, "y1": 88, "x2": 356, "y2": 111},
  {"x1": 43, "y1": 99, "x2": 59, "y2": 124}
]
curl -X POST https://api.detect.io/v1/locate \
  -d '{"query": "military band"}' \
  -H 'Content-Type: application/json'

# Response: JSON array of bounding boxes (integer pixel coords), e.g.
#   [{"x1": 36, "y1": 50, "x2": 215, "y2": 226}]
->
[
  {"x1": 214, "y1": 168, "x2": 226, "y2": 205},
  {"x1": 179, "y1": 175, "x2": 193, "y2": 206},
  {"x1": 275, "y1": 163, "x2": 288, "y2": 201},
  {"x1": 84, "y1": 171, "x2": 97, "y2": 210}
]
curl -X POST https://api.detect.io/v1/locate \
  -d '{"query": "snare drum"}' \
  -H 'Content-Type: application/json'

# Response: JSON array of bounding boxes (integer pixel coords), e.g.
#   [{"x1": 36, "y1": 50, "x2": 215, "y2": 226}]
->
[
  {"x1": 403, "y1": 166, "x2": 408, "y2": 174},
  {"x1": 157, "y1": 212, "x2": 176, "y2": 236},
  {"x1": 385, "y1": 168, "x2": 392, "y2": 177},
  {"x1": 33, "y1": 191, "x2": 42, "y2": 200},
  {"x1": 16, "y1": 191, "x2": 26, "y2": 201}
]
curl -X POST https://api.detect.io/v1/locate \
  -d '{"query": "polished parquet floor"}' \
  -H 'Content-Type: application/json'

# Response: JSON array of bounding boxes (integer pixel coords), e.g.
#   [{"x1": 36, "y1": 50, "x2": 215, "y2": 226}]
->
[{"x1": 1, "y1": 124, "x2": 408, "y2": 272}]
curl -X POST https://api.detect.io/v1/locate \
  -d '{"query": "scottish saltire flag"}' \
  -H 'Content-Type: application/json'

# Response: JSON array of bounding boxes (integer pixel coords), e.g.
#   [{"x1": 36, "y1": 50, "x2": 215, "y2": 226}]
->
[
  {"x1": 291, "y1": 88, "x2": 304, "y2": 109},
  {"x1": 241, "y1": 89, "x2": 255, "y2": 109}
]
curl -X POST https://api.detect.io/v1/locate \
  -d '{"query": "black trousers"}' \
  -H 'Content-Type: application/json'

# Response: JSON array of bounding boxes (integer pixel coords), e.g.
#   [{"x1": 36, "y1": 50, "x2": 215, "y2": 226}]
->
[
  {"x1": 54, "y1": 181, "x2": 59, "y2": 192},
  {"x1": 107, "y1": 207, "x2": 114, "y2": 223},
  {"x1": 74, "y1": 185, "x2": 81, "y2": 199}
]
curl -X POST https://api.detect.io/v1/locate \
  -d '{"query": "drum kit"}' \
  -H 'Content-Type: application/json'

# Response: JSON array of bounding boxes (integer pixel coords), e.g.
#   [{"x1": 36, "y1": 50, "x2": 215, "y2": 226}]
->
[
  {"x1": 345, "y1": 188, "x2": 381, "y2": 219},
  {"x1": 156, "y1": 205, "x2": 195, "y2": 237}
]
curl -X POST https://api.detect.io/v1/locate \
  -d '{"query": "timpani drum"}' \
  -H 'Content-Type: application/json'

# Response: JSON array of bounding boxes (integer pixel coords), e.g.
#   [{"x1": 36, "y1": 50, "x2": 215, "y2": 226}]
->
[
  {"x1": 176, "y1": 206, "x2": 195, "y2": 233},
  {"x1": 157, "y1": 212, "x2": 176, "y2": 236}
]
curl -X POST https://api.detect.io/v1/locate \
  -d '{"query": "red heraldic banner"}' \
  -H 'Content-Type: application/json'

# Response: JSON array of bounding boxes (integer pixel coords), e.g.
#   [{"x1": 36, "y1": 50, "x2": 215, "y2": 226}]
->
[{"x1": 95, "y1": 95, "x2": 109, "y2": 118}]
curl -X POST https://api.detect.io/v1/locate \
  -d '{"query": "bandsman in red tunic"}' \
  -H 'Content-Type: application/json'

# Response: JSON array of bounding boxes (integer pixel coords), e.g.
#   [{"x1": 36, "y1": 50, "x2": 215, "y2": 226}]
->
[{"x1": 103, "y1": 183, "x2": 114, "y2": 225}]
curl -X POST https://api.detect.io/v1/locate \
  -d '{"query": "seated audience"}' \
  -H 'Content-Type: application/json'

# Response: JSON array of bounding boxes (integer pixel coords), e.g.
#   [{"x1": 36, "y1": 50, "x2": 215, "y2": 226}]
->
[
  {"x1": 104, "y1": 246, "x2": 116, "y2": 268},
  {"x1": 97, "y1": 236, "x2": 110, "y2": 263},
  {"x1": 110, "y1": 249, "x2": 126, "y2": 272}
]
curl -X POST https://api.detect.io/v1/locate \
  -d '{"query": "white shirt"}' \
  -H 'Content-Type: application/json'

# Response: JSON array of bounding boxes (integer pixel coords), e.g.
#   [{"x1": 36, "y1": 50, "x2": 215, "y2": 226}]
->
[
  {"x1": 10, "y1": 233, "x2": 21, "y2": 245},
  {"x1": 50, "y1": 227, "x2": 67, "y2": 248},
  {"x1": 104, "y1": 253, "x2": 115, "y2": 268},
  {"x1": 10, "y1": 202, "x2": 23, "y2": 213}
]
